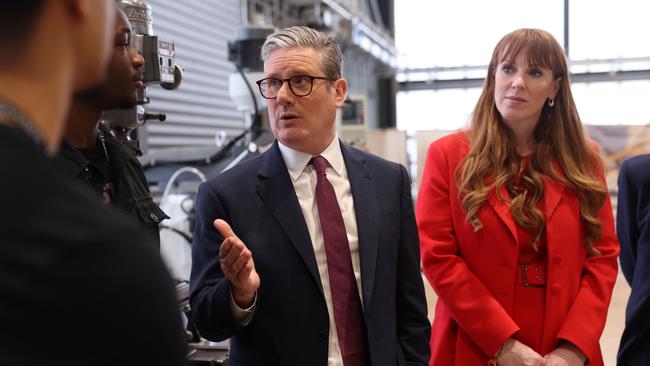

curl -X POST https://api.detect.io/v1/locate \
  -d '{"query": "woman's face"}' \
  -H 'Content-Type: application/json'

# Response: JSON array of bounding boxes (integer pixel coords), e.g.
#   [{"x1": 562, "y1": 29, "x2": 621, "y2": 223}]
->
[{"x1": 494, "y1": 51, "x2": 560, "y2": 130}]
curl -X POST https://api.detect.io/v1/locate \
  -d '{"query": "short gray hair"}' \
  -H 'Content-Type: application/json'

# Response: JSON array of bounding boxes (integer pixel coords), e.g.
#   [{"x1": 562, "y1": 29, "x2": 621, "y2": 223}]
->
[{"x1": 261, "y1": 26, "x2": 343, "y2": 80}]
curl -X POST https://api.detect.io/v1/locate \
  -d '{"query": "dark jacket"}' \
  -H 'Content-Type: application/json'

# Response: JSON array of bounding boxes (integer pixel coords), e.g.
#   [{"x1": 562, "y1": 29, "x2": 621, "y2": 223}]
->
[
  {"x1": 617, "y1": 154, "x2": 650, "y2": 365},
  {"x1": 56, "y1": 124, "x2": 168, "y2": 249},
  {"x1": 190, "y1": 141, "x2": 431, "y2": 366},
  {"x1": 0, "y1": 124, "x2": 187, "y2": 365}
]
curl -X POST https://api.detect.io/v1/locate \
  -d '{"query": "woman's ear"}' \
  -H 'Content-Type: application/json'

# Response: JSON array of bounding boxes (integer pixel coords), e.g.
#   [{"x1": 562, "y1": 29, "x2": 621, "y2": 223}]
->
[{"x1": 551, "y1": 77, "x2": 562, "y2": 99}]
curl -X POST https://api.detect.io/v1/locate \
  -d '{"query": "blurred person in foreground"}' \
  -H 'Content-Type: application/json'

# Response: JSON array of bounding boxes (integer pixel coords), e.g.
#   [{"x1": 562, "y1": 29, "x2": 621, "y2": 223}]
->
[
  {"x1": 57, "y1": 6, "x2": 168, "y2": 250},
  {"x1": 417, "y1": 28, "x2": 619, "y2": 366},
  {"x1": 190, "y1": 25, "x2": 430, "y2": 365},
  {"x1": 0, "y1": 1, "x2": 186, "y2": 364},
  {"x1": 616, "y1": 153, "x2": 650, "y2": 365}
]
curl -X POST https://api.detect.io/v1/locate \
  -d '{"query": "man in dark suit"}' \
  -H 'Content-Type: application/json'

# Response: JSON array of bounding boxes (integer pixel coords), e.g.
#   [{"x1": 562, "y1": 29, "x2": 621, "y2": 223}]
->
[
  {"x1": 190, "y1": 26, "x2": 430, "y2": 365},
  {"x1": 617, "y1": 154, "x2": 650, "y2": 365},
  {"x1": 0, "y1": 1, "x2": 186, "y2": 364}
]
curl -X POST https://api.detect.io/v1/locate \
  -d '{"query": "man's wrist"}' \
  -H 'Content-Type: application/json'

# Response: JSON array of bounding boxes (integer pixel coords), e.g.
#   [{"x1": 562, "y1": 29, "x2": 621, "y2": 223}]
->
[{"x1": 232, "y1": 287, "x2": 256, "y2": 308}]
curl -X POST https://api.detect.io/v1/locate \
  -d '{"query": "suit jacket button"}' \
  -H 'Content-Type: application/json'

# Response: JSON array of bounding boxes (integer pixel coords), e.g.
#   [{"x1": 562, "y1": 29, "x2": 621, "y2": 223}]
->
[
  {"x1": 551, "y1": 283, "x2": 561, "y2": 294},
  {"x1": 552, "y1": 255, "x2": 562, "y2": 265},
  {"x1": 316, "y1": 331, "x2": 326, "y2": 342}
]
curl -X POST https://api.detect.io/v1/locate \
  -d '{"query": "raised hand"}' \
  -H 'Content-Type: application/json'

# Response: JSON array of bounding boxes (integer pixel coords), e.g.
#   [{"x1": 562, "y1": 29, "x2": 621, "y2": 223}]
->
[{"x1": 215, "y1": 219, "x2": 260, "y2": 308}]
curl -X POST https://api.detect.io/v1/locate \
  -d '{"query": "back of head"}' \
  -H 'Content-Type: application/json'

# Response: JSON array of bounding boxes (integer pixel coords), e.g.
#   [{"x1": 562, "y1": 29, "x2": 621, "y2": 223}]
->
[
  {"x1": 261, "y1": 26, "x2": 343, "y2": 80},
  {"x1": 0, "y1": 1, "x2": 46, "y2": 66}
]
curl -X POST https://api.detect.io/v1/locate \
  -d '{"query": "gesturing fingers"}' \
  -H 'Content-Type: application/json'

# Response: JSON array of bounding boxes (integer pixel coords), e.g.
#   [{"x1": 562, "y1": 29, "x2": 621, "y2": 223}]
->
[
  {"x1": 214, "y1": 219, "x2": 236, "y2": 239},
  {"x1": 219, "y1": 237, "x2": 252, "y2": 281}
]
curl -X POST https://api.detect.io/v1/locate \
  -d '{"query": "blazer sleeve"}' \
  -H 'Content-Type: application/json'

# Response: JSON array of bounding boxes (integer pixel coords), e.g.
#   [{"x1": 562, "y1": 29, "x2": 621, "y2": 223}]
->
[
  {"x1": 555, "y1": 162, "x2": 620, "y2": 360},
  {"x1": 416, "y1": 141, "x2": 519, "y2": 357},
  {"x1": 189, "y1": 181, "x2": 251, "y2": 341},
  {"x1": 396, "y1": 164, "x2": 432, "y2": 365}
]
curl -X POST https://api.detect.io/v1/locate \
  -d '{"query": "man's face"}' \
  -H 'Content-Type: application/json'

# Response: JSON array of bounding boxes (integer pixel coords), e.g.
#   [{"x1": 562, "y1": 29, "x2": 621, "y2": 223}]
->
[
  {"x1": 264, "y1": 47, "x2": 347, "y2": 155},
  {"x1": 101, "y1": 9, "x2": 144, "y2": 109}
]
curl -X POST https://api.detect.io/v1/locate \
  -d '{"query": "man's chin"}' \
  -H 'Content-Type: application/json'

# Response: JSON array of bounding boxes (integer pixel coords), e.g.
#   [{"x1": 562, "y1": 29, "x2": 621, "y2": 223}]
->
[
  {"x1": 73, "y1": 81, "x2": 107, "y2": 102},
  {"x1": 118, "y1": 98, "x2": 138, "y2": 109}
]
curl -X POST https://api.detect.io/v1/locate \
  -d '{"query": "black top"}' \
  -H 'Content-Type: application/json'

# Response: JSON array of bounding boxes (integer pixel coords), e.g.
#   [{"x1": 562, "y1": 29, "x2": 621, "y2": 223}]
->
[
  {"x1": 0, "y1": 125, "x2": 187, "y2": 365},
  {"x1": 56, "y1": 124, "x2": 168, "y2": 249}
]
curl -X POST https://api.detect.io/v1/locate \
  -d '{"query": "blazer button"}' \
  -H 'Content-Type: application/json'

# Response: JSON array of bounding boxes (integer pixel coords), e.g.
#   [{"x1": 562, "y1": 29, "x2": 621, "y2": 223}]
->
[
  {"x1": 551, "y1": 283, "x2": 561, "y2": 294},
  {"x1": 552, "y1": 255, "x2": 562, "y2": 265},
  {"x1": 316, "y1": 331, "x2": 326, "y2": 342}
]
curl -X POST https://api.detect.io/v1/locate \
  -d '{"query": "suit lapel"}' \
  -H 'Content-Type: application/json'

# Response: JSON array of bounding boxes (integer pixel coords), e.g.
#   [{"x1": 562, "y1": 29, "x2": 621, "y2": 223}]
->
[
  {"x1": 341, "y1": 143, "x2": 378, "y2": 309},
  {"x1": 256, "y1": 143, "x2": 323, "y2": 294}
]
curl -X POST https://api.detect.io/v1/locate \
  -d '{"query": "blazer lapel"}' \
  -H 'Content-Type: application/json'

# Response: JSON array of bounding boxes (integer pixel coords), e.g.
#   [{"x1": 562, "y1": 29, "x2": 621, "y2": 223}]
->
[
  {"x1": 256, "y1": 143, "x2": 323, "y2": 294},
  {"x1": 487, "y1": 184, "x2": 519, "y2": 243},
  {"x1": 341, "y1": 143, "x2": 378, "y2": 309},
  {"x1": 543, "y1": 175, "x2": 564, "y2": 222},
  {"x1": 486, "y1": 172, "x2": 565, "y2": 244}
]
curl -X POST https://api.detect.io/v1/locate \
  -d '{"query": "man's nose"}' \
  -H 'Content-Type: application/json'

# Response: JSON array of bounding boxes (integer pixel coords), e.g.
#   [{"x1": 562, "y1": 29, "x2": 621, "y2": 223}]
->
[
  {"x1": 131, "y1": 48, "x2": 145, "y2": 68},
  {"x1": 275, "y1": 81, "x2": 293, "y2": 105}
]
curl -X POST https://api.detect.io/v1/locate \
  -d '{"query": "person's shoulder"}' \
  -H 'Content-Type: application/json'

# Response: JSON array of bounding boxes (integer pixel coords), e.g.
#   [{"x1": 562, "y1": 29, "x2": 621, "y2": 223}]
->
[
  {"x1": 206, "y1": 151, "x2": 265, "y2": 184},
  {"x1": 342, "y1": 144, "x2": 405, "y2": 176},
  {"x1": 430, "y1": 130, "x2": 469, "y2": 151},
  {"x1": 199, "y1": 150, "x2": 267, "y2": 197},
  {"x1": 423, "y1": 130, "x2": 469, "y2": 169},
  {"x1": 621, "y1": 153, "x2": 650, "y2": 182}
]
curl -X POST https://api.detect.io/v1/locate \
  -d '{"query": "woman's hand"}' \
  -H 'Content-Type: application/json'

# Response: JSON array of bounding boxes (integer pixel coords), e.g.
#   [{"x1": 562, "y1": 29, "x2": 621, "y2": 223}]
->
[
  {"x1": 544, "y1": 342, "x2": 586, "y2": 366},
  {"x1": 497, "y1": 338, "x2": 546, "y2": 366}
]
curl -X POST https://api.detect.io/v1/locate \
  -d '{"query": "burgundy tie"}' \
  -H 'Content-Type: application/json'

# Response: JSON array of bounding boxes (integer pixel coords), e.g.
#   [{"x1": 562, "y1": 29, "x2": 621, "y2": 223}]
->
[{"x1": 311, "y1": 155, "x2": 369, "y2": 366}]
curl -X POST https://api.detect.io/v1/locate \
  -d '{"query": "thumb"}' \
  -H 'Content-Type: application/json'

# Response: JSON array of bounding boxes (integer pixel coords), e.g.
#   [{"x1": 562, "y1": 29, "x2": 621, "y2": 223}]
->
[{"x1": 214, "y1": 219, "x2": 236, "y2": 239}]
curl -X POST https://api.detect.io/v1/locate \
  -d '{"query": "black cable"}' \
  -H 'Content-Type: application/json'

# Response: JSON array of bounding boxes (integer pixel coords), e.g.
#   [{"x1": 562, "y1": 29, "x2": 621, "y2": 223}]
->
[{"x1": 159, "y1": 225, "x2": 192, "y2": 244}]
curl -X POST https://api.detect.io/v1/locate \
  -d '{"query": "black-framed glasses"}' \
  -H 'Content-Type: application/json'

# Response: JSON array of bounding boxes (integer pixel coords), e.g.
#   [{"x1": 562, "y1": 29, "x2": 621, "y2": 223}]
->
[{"x1": 256, "y1": 75, "x2": 336, "y2": 99}]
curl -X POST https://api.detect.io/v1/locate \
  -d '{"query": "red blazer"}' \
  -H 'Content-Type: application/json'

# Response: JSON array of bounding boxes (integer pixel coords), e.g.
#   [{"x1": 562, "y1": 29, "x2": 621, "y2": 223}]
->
[{"x1": 416, "y1": 132, "x2": 619, "y2": 366}]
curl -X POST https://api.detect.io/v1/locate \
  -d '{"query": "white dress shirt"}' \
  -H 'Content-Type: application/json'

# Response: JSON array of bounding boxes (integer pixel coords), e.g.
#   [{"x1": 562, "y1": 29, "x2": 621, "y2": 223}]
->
[{"x1": 278, "y1": 136, "x2": 362, "y2": 366}]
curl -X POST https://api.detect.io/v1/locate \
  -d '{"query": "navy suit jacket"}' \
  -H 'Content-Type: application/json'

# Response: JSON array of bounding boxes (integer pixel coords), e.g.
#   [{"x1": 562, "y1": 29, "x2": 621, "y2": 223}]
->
[
  {"x1": 190, "y1": 140, "x2": 430, "y2": 366},
  {"x1": 617, "y1": 154, "x2": 650, "y2": 365}
]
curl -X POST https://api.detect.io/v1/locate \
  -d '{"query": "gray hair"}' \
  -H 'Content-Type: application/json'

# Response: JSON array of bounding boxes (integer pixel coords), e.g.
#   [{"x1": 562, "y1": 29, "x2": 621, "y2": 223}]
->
[{"x1": 261, "y1": 26, "x2": 343, "y2": 80}]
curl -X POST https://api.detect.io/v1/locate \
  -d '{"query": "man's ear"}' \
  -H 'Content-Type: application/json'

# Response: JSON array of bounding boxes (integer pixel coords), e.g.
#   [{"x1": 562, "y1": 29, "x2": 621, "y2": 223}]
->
[{"x1": 333, "y1": 78, "x2": 347, "y2": 108}]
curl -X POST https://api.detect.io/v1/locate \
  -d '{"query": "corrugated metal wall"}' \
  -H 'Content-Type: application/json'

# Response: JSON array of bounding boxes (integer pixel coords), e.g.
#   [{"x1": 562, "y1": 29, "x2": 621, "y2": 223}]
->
[{"x1": 142, "y1": 0, "x2": 246, "y2": 152}]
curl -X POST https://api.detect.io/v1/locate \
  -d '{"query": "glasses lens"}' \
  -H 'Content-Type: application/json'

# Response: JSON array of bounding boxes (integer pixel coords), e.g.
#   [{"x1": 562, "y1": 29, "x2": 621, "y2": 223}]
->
[
  {"x1": 259, "y1": 78, "x2": 282, "y2": 98},
  {"x1": 289, "y1": 75, "x2": 313, "y2": 96}
]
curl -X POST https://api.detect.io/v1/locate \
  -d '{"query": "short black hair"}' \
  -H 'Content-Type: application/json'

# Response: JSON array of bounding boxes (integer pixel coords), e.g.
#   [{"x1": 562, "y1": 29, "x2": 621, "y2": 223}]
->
[{"x1": 0, "y1": 1, "x2": 46, "y2": 51}]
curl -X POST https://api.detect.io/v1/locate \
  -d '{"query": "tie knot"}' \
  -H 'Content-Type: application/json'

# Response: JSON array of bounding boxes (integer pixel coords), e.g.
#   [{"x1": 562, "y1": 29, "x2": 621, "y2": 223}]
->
[{"x1": 311, "y1": 155, "x2": 328, "y2": 175}]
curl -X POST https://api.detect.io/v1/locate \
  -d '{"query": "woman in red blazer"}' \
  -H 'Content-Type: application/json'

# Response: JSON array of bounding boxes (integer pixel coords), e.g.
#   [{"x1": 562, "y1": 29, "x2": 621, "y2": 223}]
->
[{"x1": 417, "y1": 29, "x2": 619, "y2": 366}]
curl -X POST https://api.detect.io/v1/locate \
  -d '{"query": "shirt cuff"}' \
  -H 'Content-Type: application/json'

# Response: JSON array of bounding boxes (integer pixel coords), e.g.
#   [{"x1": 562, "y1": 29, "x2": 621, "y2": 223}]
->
[{"x1": 230, "y1": 289, "x2": 257, "y2": 326}]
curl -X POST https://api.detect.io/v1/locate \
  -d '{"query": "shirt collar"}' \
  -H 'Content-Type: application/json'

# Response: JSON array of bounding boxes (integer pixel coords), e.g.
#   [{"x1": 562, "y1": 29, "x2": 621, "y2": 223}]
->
[{"x1": 277, "y1": 135, "x2": 345, "y2": 182}]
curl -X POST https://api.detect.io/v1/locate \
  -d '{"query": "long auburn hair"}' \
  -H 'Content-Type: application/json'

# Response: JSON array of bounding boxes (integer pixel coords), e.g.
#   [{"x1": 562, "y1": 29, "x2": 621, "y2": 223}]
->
[{"x1": 457, "y1": 28, "x2": 606, "y2": 255}]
